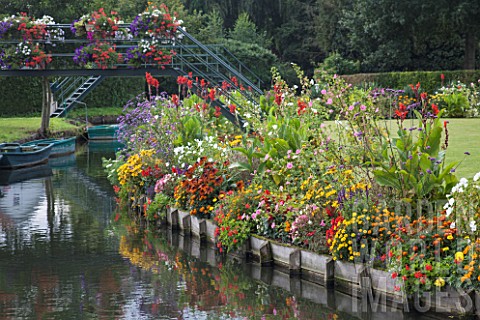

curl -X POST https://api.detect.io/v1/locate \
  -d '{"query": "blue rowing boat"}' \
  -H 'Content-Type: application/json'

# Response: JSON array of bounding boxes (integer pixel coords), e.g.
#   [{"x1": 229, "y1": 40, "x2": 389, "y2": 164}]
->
[
  {"x1": 22, "y1": 137, "x2": 76, "y2": 157},
  {"x1": 0, "y1": 143, "x2": 53, "y2": 169}
]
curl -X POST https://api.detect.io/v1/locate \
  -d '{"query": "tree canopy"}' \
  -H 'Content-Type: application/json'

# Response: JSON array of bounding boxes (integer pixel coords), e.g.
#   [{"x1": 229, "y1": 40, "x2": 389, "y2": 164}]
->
[{"x1": 1, "y1": 0, "x2": 479, "y2": 74}]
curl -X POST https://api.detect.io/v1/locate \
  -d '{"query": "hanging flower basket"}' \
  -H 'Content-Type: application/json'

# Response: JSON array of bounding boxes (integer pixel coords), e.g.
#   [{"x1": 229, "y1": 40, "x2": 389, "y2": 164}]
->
[
  {"x1": 71, "y1": 8, "x2": 125, "y2": 40},
  {"x1": 0, "y1": 42, "x2": 52, "y2": 70},
  {"x1": 73, "y1": 42, "x2": 121, "y2": 69},
  {"x1": 0, "y1": 13, "x2": 47, "y2": 41},
  {"x1": 129, "y1": 4, "x2": 182, "y2": 42}
]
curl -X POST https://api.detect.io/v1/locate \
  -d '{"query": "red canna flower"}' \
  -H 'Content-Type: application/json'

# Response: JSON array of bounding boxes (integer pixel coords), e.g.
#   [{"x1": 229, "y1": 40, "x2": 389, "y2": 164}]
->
[
  {"x1": 214, "y1": 106, "x2": 222, "y2": 117},
  {"x1": 171, "y1": 94, "x2": 179, "y2": 106},
  {"x1": 297, "y1": 100, "x2": 308, "y2": 115},
  {"x1": 431, "y1": 104, "x2": 439, "y2": 115},
  {"x1": 209, "y1": 88, "x2": 216, "y2": 101}
]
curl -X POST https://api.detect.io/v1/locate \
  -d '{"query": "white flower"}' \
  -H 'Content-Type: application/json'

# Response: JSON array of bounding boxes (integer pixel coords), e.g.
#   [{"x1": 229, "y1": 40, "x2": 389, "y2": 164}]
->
[
  {"x1": 443, "y1": 202, "x2": 450, "y2": 210},
  {"x1": 474, "y1": 172, "x2": 480, "y2": 182},
  {"x1": 470, "y1": 221, "x2": 477, "y2": 232},
  {"x1": 450, "y1": 222, "x2": 456, "y2": 229},
  {"x1": 448, "y1": 198, "x2": 455, "y2": 206},
  {"x1": 446, "y1": 207, "x2": 453, "y2": 217}
]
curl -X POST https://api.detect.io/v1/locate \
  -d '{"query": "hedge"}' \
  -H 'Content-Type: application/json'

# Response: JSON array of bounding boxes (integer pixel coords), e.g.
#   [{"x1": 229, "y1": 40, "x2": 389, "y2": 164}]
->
[
  {"x1": 0, "y1": 77, "x2": 148, "y2": 117},
  {"x1": 338, "y1": 70, "x2": 480, "y2": 93}
]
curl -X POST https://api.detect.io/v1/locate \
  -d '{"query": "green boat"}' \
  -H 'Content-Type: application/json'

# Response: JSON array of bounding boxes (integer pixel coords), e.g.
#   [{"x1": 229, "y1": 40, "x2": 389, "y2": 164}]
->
[
  {"x1": 22, "y1": 137, "x2": 76, "y2": 157},
  {"x1": 87, "y1": 125, "x2": 119, "y2": 141},
  {"x1": 0, "y1": 143, "x2": 53, "y2": 169}
]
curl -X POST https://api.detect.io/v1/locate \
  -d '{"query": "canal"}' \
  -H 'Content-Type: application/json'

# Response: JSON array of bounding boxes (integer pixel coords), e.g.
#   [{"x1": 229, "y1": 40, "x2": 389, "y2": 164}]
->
[{"x1": 0, "y1": 142, "x2": 456, "y2": 319}]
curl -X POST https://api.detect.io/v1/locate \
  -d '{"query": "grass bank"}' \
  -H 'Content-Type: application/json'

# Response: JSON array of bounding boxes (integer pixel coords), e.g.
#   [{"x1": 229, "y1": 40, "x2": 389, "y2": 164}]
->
[
  {"x1": 65, "y1": 106, "x2": 123, "y2": 121},
  {"x1": 381, "y1": 118, "x2": 479, "y2": 178},
  {"x1": 327, "y1": 118, "x2": 479, "y2": 179},
  {"x1": 0, "y1": 116, "x2": 477, "y2": 178},
  {"x1": 0, "y1": 118, "x2": 81, "y2": 142},
  {"x1": 441, "y1": 119, "x2": 480, "y2": 178}
]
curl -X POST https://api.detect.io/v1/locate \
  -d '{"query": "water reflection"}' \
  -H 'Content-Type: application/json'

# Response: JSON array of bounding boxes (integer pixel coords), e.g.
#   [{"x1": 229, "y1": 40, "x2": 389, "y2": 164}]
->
[
  {"x1": 0, "y1": 142, "x2": 468, "y2": 319},
  {"x1": 116, "y1": 221, "x2": 345, "y2": 320}
]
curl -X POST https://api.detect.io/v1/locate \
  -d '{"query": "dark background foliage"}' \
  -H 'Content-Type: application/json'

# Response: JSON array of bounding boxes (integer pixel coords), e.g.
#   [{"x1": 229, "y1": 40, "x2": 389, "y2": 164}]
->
[{"x1": 1, "y1": 0, "x2": 480, "y2": 115}]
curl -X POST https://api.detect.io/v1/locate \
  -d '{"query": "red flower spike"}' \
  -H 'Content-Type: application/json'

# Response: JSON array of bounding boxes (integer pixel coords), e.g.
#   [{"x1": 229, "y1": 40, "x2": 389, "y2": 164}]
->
[
  {"x1": 171, "y1": 94, "x2": 179, "y2": 106},
  {"x1": 209, "y1": 88, "x2": 216, "y2": 101},
  {"x1": 214, "y1": 106, "x2": 222, "y2": 117}
]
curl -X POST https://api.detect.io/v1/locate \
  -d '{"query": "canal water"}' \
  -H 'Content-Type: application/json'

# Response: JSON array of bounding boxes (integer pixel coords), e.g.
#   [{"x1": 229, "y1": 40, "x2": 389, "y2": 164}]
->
[{"x1": 0, "y1": 142, "x2": 459, "y2": 320}]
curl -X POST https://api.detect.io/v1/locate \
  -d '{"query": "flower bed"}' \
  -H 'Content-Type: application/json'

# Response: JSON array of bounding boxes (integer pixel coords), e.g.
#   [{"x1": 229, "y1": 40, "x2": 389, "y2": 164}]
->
[{"x1": 104, "y1": 70, "x2": 480, "y2": 316}]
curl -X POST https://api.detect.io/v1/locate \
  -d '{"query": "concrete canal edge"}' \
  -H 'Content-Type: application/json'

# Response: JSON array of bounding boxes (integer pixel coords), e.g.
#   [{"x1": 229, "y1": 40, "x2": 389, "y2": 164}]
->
[{"x1": 159, "y1": 207, "x2": 480, "y2": 316}]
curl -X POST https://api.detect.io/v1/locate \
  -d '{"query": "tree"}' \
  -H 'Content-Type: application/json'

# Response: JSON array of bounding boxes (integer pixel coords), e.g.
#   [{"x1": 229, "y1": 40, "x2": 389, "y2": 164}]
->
[
  {"x1": 228, "y1": 12, "x2": 271, "y2": 48},
  {"x1": 195, "y1": 9, "x2": 224, "y2": 44},
  {"x1": 40, "y1": 77, "x2": 53, "y2": 137},
  {"x1": 450, "y1": 1, "x2": 480, "y2": 69}
]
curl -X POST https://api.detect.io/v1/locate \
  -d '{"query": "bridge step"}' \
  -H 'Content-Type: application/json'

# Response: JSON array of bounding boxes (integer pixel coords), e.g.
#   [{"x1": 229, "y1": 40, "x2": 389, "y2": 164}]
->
[{"x1": 50, "y1": 75, "x2": 104, "y2": 118}]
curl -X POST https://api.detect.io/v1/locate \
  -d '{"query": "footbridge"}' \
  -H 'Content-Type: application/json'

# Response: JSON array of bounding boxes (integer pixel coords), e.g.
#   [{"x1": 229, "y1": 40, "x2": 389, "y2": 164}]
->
[{"x1": 0, "y1": 24, "x2": 263, "y2": 124}]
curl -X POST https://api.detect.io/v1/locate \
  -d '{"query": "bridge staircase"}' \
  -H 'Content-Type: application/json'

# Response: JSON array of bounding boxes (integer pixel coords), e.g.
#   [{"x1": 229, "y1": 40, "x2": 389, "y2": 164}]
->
[{"x1": 50, "y1": 75, "x2": 104, "y2": 118}]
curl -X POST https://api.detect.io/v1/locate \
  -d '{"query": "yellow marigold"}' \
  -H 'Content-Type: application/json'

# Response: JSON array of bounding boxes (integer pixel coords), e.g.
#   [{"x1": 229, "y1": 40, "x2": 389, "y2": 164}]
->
[
  {"x1": 434, "y1": 278, "x2": 445, "y2": 287},
  {"x1": 455, "y1": 252, "x2": 465, "y2": 262}
]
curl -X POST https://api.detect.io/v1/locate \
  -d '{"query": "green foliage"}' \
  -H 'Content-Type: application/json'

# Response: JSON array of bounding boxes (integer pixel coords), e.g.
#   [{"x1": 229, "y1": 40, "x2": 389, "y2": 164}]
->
[
  {"x1": 174, "y1": 115, "x2": 204, "y2": 146},
  {"x1": 145, "y1": 193, "x2": 172, "y2": 221},
  {"x1": 228, "y1": 12, "x2": 271, "y2": 48},
  {"x1": 340, "y1": 70, "x2": 480, "y2": 94},
  {"x1": 440, "y1": 92, "x2": 469, "y2": 118},
  {"x1": 222, "y1": 39, "x2": 277, "y2": 85},
  {"x1": 0, "y1": 77, "x2": 144, "y2": 117},
  {"x1": 195, "y1": 9, "x2": 224, "y2": 44},
  {"x1": 319, "y1": 52, "x2": 360, "y2": 75},
  {"x1": 0, "y1": 77, "x2": 43, "y2": 116},
  {"x1": 372, "y1": 111, "x2": 458, "y2": 203}
]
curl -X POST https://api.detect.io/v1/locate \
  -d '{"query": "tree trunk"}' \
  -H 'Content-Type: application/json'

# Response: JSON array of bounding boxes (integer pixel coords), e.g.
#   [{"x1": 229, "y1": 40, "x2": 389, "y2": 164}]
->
[
  {"x1": 463, "y1": 30, "x2": 477, "y2": 70},
  {"x1": 40, "y1": 77, "x2": 51, "y2": 137}
]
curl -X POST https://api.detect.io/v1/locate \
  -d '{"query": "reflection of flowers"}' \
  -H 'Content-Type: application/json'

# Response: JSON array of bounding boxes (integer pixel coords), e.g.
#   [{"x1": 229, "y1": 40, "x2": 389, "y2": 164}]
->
[{"x1": 73, "y1": 42, "x2": 121, "y2": 69}]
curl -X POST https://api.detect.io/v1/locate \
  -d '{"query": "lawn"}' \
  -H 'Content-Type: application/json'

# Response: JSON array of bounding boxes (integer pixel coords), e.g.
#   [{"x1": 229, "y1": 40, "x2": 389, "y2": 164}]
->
[
  {"x1": 441, "y1": 118, "x2": 480, "y2": 178},
  {"x1": 0, "y1": 118, "x2": 81, "y2": 142},
  {"x1": 0, "y1": 116, "x2": 478, "y2": 178},
  {"x1": 365, "y1": 118, "x2": 479, "y2": 179}
]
